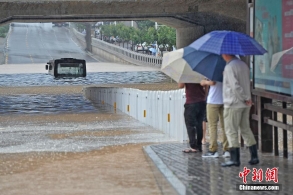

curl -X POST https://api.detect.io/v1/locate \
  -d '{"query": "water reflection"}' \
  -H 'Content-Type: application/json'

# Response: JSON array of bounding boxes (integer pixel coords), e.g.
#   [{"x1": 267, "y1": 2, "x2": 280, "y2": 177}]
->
[{"x1": 0, "y1": 71, "x2": 170, "y2": 87}]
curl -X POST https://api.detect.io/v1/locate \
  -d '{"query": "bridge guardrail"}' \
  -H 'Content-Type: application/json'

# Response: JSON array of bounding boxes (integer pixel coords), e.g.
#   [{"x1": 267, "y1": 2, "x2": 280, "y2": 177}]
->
[
  {"x1": 72, "y1": 28, "x2": 162, "y2": 68},
  {"x1": 91, "y1": 38, "x2": 162, "y2": 68}
]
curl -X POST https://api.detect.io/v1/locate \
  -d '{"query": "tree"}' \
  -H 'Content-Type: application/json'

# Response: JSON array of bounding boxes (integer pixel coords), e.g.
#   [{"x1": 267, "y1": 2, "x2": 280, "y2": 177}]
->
[
  {"x1": 0, "y1": 24, "x2": 9, "y2": 38},
  {"x1": 100, "y1": 24, "x2": 113, "y2": 41},
  {"x1": 129, "y1": 27, "x2": 141, "y2": 51},
  {"x1": 136, "y1": 20, "x2": 155, "y2": 31},
  {"x1": 157, "y1": 26, "x2": 176, "y2": 52},
  {"x1": 73, "y1": 22, "x2": 87, "y2": 32},
  {"x1": 118, "y1": 25, "x2": 132, "y2": 48},
  {"x1": 97, "y1": 21, "x2": 176, "y2": 53},
  {"x1": 145, "y1": 27, "x2": 157, "y2": 45}
]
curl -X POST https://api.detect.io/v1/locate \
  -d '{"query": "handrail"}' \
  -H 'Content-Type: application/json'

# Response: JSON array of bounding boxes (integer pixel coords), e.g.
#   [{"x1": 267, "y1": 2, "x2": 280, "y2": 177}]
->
[{"x1": 72, "y1": 28, "x2": 163, "y2": 68}]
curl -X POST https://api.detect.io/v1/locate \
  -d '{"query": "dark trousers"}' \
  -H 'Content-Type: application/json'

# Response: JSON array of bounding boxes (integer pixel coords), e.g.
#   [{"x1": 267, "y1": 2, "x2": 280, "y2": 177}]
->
[{"x1": 184, "y1": 101, "x2": 206, "y2": 150}]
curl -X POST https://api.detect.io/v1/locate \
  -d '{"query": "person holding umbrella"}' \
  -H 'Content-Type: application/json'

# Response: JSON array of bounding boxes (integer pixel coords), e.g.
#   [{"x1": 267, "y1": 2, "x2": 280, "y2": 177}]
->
[
  {"x1": 220, "y1": 54, "x2": 259, "y2": 167},
  {"x1": 149, "y1": 46, "x2": 157, "y2": 56},
  {"x1": 188, "y1": 30, "x2": 267, "y2": 166},
  {"x1": 160, "y1": 46, "x2": 210, "y2": 153}
]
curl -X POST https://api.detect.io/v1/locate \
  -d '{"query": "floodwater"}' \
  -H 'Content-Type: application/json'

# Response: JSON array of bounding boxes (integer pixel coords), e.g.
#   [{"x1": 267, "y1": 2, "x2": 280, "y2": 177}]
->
[
  {"x1": 0, "y1": 100, "x2": 173, "y2": 154},
  {"x1": 0, "y1": 94, "x2": 96, "y2": 115},
  {"x1": 0, "y1": 71, "x2": 170, "y2": 87},
  {"x1": 0, "y1": 71, "x2": 175, "y2": 195}
]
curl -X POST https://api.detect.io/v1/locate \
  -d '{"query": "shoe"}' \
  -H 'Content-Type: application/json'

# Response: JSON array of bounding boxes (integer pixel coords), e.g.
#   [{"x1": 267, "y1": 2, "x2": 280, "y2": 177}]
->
[
  {"x1": 182, "y1": 148, "x2": 197, "y2": 153},
  {"x1": 248, "y1": 144, "x2": 259, "y2": 165},
  {"x1": 221, "y1": 148, "x2": 240, "y2": 167},
  {"x1": 202, "y1": 151, "x2": 219, "y2": 158},
  {"x1": 222, "y1": 151, "x2": 230, "y2": 158}
]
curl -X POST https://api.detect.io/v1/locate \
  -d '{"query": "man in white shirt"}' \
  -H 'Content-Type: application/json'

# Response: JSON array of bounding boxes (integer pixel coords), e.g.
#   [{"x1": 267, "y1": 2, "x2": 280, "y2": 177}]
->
[
  {"x1": 200, "y1": 79, "x2": 230, "y2": 158},
  {"x1": 221, "y1": 54, "x2": 259, "y2": 167}
]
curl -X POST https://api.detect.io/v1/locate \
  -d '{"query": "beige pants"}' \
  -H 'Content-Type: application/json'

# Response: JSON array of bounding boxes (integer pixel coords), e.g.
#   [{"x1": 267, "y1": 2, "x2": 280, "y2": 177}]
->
[
  {"x1": 224, "y1": 107, "x2": 256, "y2": 148},
  {"x1": 207, "y1": 104, "x2": 229, "y2": 152}
]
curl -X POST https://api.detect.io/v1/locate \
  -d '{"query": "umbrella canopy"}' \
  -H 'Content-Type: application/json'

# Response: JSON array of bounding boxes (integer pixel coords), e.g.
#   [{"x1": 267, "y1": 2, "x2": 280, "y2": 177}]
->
[
  {"x1": 183, "y1": 46, "x2": 226, "y2": 82},
  {"x1": 161, "y1": 48, "x2": 205, "y2": 83},
  {"x1": 149, "y1": 48, "x2": 156, "y2": 53},
  {"x1": 189, "y1": 30, "x2": 267, "y2": 56}
]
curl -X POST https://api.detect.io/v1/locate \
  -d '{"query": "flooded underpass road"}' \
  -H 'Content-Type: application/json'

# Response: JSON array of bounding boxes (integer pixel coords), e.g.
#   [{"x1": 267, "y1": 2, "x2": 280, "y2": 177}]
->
[{"x1": 0, "y1": 72, "x2": 178, "y2": 195}]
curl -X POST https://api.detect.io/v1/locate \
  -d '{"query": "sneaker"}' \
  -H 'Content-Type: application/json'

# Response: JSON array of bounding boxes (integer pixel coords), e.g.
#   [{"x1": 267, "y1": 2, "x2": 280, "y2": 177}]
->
[
  {"x1": 202, "y1": 151, "x2": 219, "y2": 158},
  {"x1": 222, "y1": 151, "x2": 230, "y2": 158}
]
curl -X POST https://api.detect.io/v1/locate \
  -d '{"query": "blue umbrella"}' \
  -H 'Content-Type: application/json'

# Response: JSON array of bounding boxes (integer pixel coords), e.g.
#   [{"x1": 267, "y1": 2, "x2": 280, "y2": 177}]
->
[
  {"x1": 189, "y1": 30, "x2": 267, "y2": 56},
  {"x1": 149, "y1": 48, "x2": 156, "y2": 53},
  {"x1": 183, "y1": 46, "x2": 226, "y2": 82}
]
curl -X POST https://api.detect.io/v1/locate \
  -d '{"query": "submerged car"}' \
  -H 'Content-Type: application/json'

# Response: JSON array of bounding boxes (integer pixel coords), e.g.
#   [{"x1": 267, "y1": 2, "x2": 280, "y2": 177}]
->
[{"x1": 45, "y1": 58, "x2": 86, "y2": 78}]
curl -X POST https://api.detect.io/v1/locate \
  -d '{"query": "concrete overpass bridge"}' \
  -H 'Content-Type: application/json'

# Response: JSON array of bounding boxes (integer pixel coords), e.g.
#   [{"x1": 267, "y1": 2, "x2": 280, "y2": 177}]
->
[{"x1": 0, "y1": 0, "x2": 248, "y2": 48}]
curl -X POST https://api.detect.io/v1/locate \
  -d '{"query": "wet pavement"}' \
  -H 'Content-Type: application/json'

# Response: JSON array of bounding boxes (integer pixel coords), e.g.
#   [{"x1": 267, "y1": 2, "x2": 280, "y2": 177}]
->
[
  {"x1": 6, "y1": 23, "x2": 97, "y2": 64},
  {"x1": 0, "y1": 143, "x2": 165, "y2": 195},
  {"x1": 144, "y1": 143, "x2": 292, "y2": 195}
]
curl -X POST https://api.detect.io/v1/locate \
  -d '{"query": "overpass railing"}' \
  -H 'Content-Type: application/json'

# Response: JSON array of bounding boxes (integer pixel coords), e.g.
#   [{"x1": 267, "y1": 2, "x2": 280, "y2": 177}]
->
[
  {"x1": 92, "y1": 38, "x2": 162, "y2": 68},
  {"x1": 72, "y1": 28, "x2": 162, "y2": 68},
  {"x1": 84, "y1": 87, "x2": 188, "y2": 143}
]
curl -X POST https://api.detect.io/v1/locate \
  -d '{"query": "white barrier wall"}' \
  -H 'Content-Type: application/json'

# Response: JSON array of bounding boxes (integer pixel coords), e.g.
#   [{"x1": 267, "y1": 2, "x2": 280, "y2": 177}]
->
[{"x1": 84, "y1": 87, "x2": 189, "y2": 143}]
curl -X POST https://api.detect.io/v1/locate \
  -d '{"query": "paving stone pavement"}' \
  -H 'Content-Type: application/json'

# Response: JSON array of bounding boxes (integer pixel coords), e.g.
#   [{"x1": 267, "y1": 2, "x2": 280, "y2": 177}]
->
[{"x1": 144, "y1": 143, "x2": 292, "y2": 195}]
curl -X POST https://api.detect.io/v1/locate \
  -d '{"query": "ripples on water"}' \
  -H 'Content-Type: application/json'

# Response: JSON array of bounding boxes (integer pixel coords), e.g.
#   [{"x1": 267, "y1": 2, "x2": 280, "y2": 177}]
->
[
  {"x1": 0, "y1": 94, "x2": 105, "y2": 115},
  {"x1": 0, "y1": 71, "x2": 171, "y2": 115},
  {"x1": 0, "y1": 71, "x2": 170, "y2": 87}
]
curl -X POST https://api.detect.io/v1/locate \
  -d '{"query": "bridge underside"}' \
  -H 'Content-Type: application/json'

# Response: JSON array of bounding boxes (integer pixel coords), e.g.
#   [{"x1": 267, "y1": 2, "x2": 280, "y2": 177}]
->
[{"x1": 0, "y1": 0, "x2": 247, "y2": 48}]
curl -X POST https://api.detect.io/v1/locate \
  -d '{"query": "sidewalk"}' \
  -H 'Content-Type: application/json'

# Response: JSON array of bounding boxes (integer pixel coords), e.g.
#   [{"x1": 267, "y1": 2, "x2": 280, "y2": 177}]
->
[{"x1": 144, "y1": 143, "x2": 291, "y2": 195}]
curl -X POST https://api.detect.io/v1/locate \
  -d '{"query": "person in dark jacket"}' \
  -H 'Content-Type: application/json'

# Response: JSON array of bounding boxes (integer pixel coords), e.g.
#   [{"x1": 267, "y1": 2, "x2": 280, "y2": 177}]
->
[{"x1": 179, "y1": 83, "x2": 207, "y2": 153}]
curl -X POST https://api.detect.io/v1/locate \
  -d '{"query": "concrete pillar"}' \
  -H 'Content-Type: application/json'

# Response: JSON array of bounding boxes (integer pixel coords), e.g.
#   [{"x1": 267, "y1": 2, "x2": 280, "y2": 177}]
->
[
  {"x1": 85, "y1": 23, "x2": 92, "y2": 52},
  {"x1": 176, "y1": 26, "x2": 204, "y2": 49}
]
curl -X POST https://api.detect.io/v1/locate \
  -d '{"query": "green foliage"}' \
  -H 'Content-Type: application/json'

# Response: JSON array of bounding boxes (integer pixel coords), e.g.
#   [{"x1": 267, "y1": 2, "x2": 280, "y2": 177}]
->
[
  {"x1": 98, "y1": 21, "x2": 176, "y2": 51},
  {"x1": 119, "y1": 25, "x2": 132, "y2": 42},
  {"x1": 145, "y1": 27, "x2": 157, "y2": 45},
  {"x1": 157, "y1": 26, "x2": 176, "y2": 51},
  {"x1": 136, "y1": 20, "x2": 156, "y2": 30},
  {"x1": 73, "y1": 23, "x2": 86, "y2": 32},
  {"x1": 0, "y1": 24, "x2": 9, "y2": 38},
  {"x1": 100, "y1": 24, "x2": 113, "y2": 37}
]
